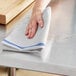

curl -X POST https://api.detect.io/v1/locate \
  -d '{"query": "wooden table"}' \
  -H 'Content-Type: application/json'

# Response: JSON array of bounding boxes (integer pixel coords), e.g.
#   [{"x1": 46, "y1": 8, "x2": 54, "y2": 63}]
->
[{"x1": 0, "y1": 0, "x2": 76, "y2": 76}]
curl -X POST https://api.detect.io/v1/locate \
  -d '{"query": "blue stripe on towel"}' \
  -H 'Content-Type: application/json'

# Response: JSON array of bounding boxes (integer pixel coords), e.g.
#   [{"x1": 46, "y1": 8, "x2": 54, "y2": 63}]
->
[{"x1": 3, "y1": 39, "x2": 45, "y2": 49}]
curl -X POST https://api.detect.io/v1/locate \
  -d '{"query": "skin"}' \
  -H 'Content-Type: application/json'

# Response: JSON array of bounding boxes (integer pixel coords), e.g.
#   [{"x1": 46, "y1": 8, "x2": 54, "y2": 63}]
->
[{"x1": 25, "y1": 0, "x2": 51, "y2": 39}]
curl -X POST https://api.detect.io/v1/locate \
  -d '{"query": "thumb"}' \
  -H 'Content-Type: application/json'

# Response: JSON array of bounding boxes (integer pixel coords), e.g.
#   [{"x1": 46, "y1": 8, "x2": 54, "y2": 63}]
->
[{"x1": 37, "y1": 14, "x2": 44, "y2": 28}]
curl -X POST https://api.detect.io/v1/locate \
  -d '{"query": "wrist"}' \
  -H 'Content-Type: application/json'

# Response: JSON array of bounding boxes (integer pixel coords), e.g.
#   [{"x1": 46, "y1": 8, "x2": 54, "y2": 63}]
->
[{"x1": 33, "y1": 5, "x2": 43, "y2": 13}]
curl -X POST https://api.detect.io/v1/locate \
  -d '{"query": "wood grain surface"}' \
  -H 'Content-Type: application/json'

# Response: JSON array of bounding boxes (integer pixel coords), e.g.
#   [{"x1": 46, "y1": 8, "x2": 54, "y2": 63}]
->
[{"x1": 0, "y1": 0, "x2": 34, "y2": 24}]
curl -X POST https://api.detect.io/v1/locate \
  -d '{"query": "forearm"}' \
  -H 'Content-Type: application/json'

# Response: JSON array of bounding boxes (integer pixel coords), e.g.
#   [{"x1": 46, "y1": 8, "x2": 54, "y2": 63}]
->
[{"x1": 33, "y1": 0, "x2": 51, "y2": 12}]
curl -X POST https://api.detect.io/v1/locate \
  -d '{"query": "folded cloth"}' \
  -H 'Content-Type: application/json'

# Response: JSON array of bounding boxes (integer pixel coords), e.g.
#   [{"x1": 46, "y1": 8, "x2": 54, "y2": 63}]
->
[{"x1": 2, "y1": 7, "x2": 51, "y2": 52}]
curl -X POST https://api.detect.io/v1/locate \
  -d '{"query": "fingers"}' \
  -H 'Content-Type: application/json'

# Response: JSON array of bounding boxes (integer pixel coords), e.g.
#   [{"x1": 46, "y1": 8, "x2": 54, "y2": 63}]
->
[
  {"x1": 37, "y1": 13, "x2": 44, "y2": 28},
  {"x1": 25, "y1": 20, "x2": 38, "y2": 39},
  {"x1": 30, "y1": 25, "x2": 38, "y2": 38},
  {"x1": 25, "y1": 26, "x2": 29, "y2": 35}
]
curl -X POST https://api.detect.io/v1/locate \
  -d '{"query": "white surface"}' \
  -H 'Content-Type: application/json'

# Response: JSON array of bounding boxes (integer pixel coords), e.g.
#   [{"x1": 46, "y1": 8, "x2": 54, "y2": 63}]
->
[
  {"x1": 2, "y1": 7, "x2": 51, "y2": 52},
  {"x1": 0, "y1": 0, "x2": 76, "y2": 76}
]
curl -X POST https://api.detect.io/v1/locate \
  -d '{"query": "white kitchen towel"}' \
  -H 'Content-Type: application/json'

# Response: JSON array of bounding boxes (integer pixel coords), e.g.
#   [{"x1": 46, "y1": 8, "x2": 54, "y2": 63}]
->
[{"x1": 2, "y1": 7, "x2": 51, "y2": 52}]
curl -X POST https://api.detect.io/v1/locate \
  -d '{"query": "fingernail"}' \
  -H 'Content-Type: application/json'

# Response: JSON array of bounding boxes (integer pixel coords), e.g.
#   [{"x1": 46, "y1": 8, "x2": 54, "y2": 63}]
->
[{"x1": 41, "y1": 25, "x2": 43, "y2": 28}]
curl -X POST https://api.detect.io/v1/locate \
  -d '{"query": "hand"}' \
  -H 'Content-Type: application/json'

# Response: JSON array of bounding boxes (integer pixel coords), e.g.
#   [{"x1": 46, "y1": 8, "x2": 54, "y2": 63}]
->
[{"x1": 25, "y1": 9, "x2": 44, "y2": 39}]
